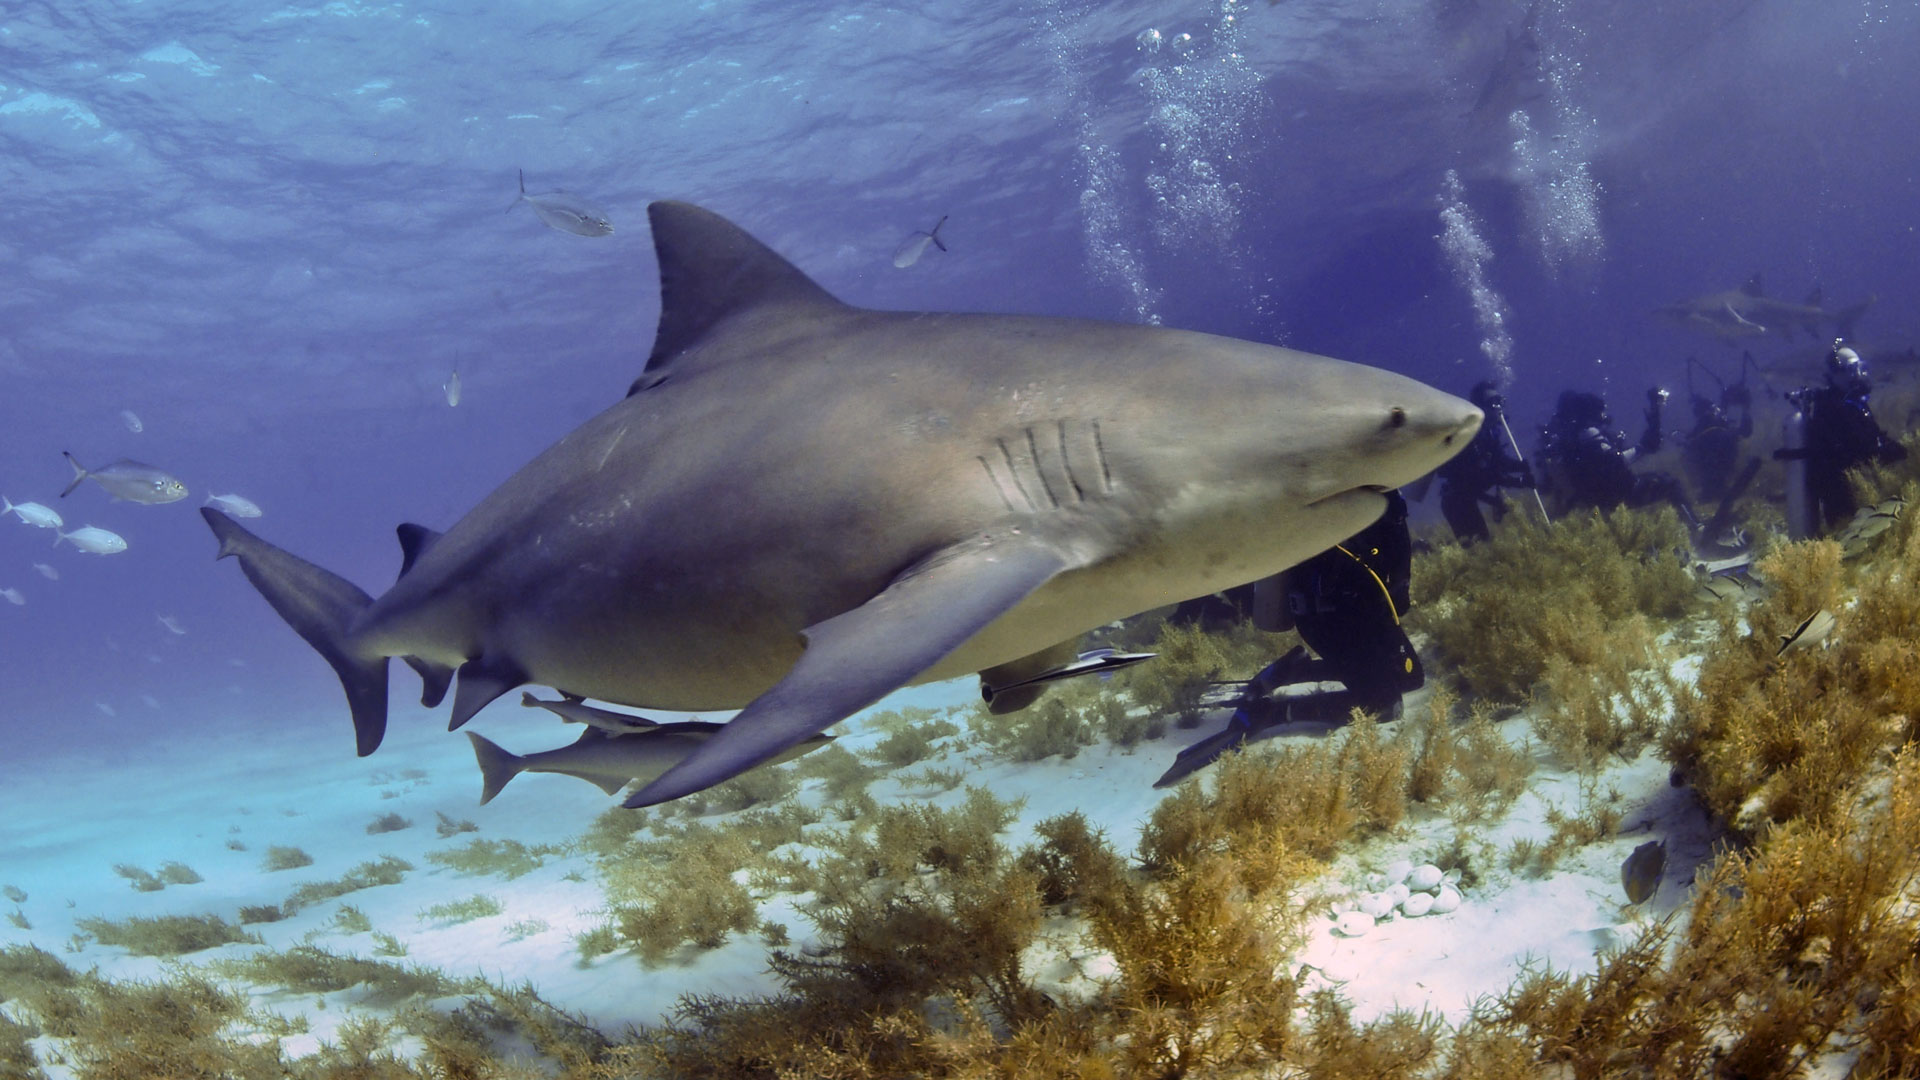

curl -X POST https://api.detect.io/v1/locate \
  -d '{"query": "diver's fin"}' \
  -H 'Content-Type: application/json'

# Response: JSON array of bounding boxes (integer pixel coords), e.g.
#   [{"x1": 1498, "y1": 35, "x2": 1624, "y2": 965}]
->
[
  {"x1": 449, "y1": 653, "x2": 527, "y2": 730},
  {"x1": 466, "y1": 731, "x2": 525, "y2": 805},
  {"x1": 201, "y1": 508, "x2": 390, "y2": 756},
  {"x1": 405, "y1": 657, "x2": 455, "y2": 708},
  {"x1": 395, "y1": 523, "x2": 442, "y2": 579},
  {"x1": 59, "y1": 452, "x2": 88, "y2": 499},
  {"x1": 625, "y1": 539, "x2": 1068, "y2": 807}
]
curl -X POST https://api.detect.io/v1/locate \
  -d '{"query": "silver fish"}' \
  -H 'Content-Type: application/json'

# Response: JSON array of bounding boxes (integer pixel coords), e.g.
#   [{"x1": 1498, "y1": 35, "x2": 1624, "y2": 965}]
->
[
  {"x1": 120, "y1": 410, "x2": 144, "y2": 434},
  {"x1": 0, "y1": 587, "x2": 23, "y2": 606},
  {"x1": 31, "y1": 563, "x2": 58, "y2": 581},
  {"x1": 57, "y1": 526, "x2": 128, "y2": 555},
  {"x1": 891, "y1": 215, "x2": 949, "y2": 269},
  {"x1": 1776, "y1": 609, "x2": 1837, "y2": 657},
  {"x1": 204, "y1": 493, "x2": 264, "y2": 518},
  {"x1": 444, "y1": 370, "x2": 462, "y2": 408},
  {"x1": 1620, "y1": 839, "x2": 1666, "y2": 905},
  {"x1": 61, "y1": 453, "x2": 187, "y2": 504},
  {"x1": 2, "y1": 497, "x2": 63, "y2": 529},
  {"x1": 510, "y1": 169, "x2": 613, "y2": 237}
]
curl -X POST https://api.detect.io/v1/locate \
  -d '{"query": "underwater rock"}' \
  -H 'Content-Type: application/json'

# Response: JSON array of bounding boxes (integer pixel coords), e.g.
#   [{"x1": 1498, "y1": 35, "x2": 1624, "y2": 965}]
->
[
  {"x1": 1385, "y1": 882, "x2": 1411, "y2": 907},
  {"x1": 1621, "y1": 839, "x2": 1667, "y2": 905},
  {"x1": 1357, "y1": 892, "x2": 1394, "y2": 919},
  {"x1": 1430, "y1": 886, "x2": 1462, "y2": 913},
  {"x1": 1382, "y1": 859, "x2": 1413, "y2": 886},
  {"x1": 1401, "y1": 892, "x2": 1435, "y2": 917},
  {"x1": 1407, "y1": 863, "x2": 1443, "y2": 891}
]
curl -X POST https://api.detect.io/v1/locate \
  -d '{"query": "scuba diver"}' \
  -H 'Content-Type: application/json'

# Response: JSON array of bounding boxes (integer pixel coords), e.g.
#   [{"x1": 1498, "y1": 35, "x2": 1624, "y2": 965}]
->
[
  {"x1": 1436, "y1": 380, "x2": 1537, "y2": 544},
  {"x1": 1155, "y1": 490, "x2": 1421, "y2": 787},
  {"x1": 1535, "y1": 386, "x2": 1704, "y2": 532},
  {"x1": 1780, "y1": 340, "x2": 1908, "y2": 535},
  {"x1": 1681, "y1": 355, "x2": 1756, "y2": 504}
]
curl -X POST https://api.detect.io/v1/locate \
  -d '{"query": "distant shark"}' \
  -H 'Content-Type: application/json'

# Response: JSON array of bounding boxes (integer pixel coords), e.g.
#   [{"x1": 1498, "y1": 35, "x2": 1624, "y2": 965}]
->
[
  {"x1": 1654, "y1": 275, "x2": 1874, "y2": 343},
  {"x1": 202, "y1": 200, "x2": 1481, "y2": 808}
]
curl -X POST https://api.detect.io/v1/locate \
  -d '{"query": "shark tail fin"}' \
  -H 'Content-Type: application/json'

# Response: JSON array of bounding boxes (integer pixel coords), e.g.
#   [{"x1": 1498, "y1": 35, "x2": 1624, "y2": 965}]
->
[
  {"x1": 59, "y1": 452, "x2": 88, "y2": 498},
  {"x1": 200, "y1": 507, "x2": 391, "y2": 756},
  {"x1": 507, "y1": 169, "x2": 526, "y2": 214},
  {"x1": 467, "y1": 731, "x2": 525, "y2": 805},
  {"x1": 929, "y1": 214, "x2": 949, "y2": 252}
]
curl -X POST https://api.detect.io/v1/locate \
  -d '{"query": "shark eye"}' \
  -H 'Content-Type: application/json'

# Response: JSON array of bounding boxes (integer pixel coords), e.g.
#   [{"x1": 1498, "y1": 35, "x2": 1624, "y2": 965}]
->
[{"x1": 1387, "y1": 407, "x2": 1407, "y2": 429}]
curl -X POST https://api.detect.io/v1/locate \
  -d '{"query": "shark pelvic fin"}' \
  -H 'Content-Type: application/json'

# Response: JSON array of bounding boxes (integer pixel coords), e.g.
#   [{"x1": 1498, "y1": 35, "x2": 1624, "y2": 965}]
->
[
  {"x1": 449, "y1": 654, "x2": 528, "y2": 730},
  {"x1": 201, "y1": 508, "x2": 390, "y2": 756}
]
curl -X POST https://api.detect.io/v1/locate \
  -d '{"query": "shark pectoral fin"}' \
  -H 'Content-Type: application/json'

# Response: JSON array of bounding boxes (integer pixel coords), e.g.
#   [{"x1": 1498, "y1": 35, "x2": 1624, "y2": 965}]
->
[
  {"x1": 404, "y1": 657, "x2": 455, "y2": 708},
  {"x1": 625, "y1": 540, "x2": 1069, "y2": 808},
  {"x1": 201, "y1": 508, "x2": 391, "y2": 756},
  {"x1": 449, "y1": 654, "x2": 528, "y2": 730}
]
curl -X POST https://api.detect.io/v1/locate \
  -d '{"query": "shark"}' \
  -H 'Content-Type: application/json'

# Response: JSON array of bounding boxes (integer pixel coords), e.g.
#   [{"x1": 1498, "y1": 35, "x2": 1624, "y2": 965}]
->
[
  {"x1": 1654, "y1": 275, "x2": 1874, "y2": 343},
  {"x1": 201, "y1": 199, "x2": 1481, "y2": 808}
]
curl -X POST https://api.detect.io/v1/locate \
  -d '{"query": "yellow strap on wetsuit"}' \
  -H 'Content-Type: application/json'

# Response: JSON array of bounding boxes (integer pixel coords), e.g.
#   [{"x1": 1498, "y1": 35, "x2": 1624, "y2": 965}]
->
[{"x1": 1333, "y1": 543, "x2": 1401, "y2": 626}]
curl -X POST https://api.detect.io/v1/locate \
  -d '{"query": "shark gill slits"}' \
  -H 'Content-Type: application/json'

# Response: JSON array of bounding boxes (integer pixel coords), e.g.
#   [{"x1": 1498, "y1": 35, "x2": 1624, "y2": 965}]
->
[
  {"x1": 1024, "y1": 427, "x2": 1061, "y2": 509},
  {"x1": 1056, "y1": 421, "x2": 1086, "y2": 502},
  {"x1": 996, "y1": 437, "x2": 1040, "y2": 511}
]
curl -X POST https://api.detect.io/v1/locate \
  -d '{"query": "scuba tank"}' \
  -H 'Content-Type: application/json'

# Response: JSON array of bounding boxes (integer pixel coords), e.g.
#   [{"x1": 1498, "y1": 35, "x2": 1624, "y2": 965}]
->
[{"x1": 1781, "y1": 391, "x2": 1813, "y2": 540}]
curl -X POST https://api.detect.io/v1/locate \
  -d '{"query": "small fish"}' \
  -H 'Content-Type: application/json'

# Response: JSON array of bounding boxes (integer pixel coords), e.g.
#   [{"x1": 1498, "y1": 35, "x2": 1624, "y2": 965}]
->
[
  {"x1": 467, "y1": 723, "x2": 833, "y2": 805},
  {"x1": 444, "y1": 370, "x2": 462, "y2": 408},
  {"x1": 121, "y1": 410, "x2": 144, "y2": 434},
  {"x1": 2, "y1": 497, "x2": 63, "y2": 529},
  {"x1": 1696, "y1": 575, "x2": 1752, "y2": 603},
  {"x1": 61, "y1": 452, "x2": 187, "y2": 504},
  {"x1": 140, "y1": 694, "x2": 161, "y2": 709},
  {"x1": 95, "y1": 702, "x2": 116, "y2": 717},
  {"x1": 0, "y1": 587, "x2": 23, "y2": 606},
  {"x1": 1776, "y1": 609, "x2": 1837, "y2": 657},
  {"x1": 521, "y1": 691, "x2": 659, "y2": 733},
  {"x1": 203, "y1": 493, "x2": 263, "y2": 518},
  {"x1": 509, "y1": 169, "x2": 613, "y2": 237},
  {"x1": 32, "y1": 563, "x2": 58, "y2": 581},
  {"x1": 892, "y1": 215, "x2": 949, "y2": 269},
  {"x1": 1873, "y1": 497, "x2": 1906, "y2": 518},
  {"x1": 1620, "y1": 839, "x2": 1666, "y2": 905},
  {"x1": 56, "y1": 526, "x2": 128, "y2": 555},
  {"x1": 157, "y1": 614, "x2": 187, "y2": 635}
]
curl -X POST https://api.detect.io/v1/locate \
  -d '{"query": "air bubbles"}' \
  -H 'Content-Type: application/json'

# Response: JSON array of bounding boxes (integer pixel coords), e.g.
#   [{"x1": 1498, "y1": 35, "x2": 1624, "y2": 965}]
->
[{"x1": 1136, "y1": 28, "x2": 1163, "y2": 52}]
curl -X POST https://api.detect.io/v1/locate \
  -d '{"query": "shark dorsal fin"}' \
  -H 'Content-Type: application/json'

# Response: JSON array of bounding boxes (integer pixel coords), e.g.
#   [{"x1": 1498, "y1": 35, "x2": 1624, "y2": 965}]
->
[
  {"x1": 639, "y1": 201, "x2": 845, "y2": 379},
  {"x1": 396, "y1": 523, "x2": 443, "y2": 579}
]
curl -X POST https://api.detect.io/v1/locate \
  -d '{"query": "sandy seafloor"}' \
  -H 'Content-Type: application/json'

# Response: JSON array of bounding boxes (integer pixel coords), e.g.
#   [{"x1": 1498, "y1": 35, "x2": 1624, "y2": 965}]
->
[{"x1": 0, "y1": 630, "x2": 1737, "y2": 1072}]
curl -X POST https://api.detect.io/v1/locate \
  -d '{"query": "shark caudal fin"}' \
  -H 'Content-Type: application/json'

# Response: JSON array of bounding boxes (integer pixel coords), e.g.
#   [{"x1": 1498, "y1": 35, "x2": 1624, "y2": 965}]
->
[
  {"x1": 466, "y1": 731, "x2": 525, "y2": 805},
  {"x1": 201, "y1": 507, "x2": 391, "y2": 756}
]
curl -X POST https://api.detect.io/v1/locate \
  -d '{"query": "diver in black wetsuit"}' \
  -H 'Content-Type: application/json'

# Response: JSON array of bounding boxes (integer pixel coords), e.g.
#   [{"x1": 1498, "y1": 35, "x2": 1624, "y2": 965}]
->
[
  {"x1": 1437, "y1": 380, "x2": 1535, "y2": 545},
  {"x1": 1791, "y1": 342, "x2": 1908, "y2": 532},
  {"x1": 1154, "y1": 491, "x2": 1422, "y2": 787},
  {"x1": 1536, "y1": 386, "x2": 1703, "y2": 532}
]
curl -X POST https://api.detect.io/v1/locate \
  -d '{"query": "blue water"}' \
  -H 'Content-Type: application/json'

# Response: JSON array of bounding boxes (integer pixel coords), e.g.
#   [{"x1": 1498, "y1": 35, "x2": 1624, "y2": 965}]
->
[{"x1": 2, "y1": 0, "x2": 1917, "y2": 760}]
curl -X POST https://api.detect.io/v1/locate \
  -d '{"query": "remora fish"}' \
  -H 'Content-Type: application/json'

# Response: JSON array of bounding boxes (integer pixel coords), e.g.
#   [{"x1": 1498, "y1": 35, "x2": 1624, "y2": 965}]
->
[
  {"x1": 121, "y1": 410, "x2": 144, "y2": 434},
  {"x1": 204, "y1": 493, "x2": 264, "y2": 518},
  {"x1": 2, "y1": 497, "x2": 63, "y2": 529},
  {"x1": 58, "y1": 526, "x2": 128, "y2": 555},
  {"x1": 892, "y1": 215, "x2": 949, "y2": 269},
  {"x1": 1, "y1": 587, "x2": 23, "y2": 606},
  {"x1": 521, "y1": 691, "x2": 659, "y2": 733},
  {"x1": 61, "y1": 453, "x2": 188, "y2": 504},
  {"x1": 444, "y1": 370, "x2": 462, "y2": 408},
  {"x1": 509, "y1": 169, "x2": 613, "y2": 237},
  {"x1": 1653, "y1": 275, "x2": 1874, "y2": 343},
  {"x1": 201, "y1": 200, "x2": 1482, "y2": 808},
  {"x1": 32, "y1": 563, "x2": 58, "y2": 581},
  {"x1": 467, "y1": 724, "x2": 832, "y2": 805}
]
